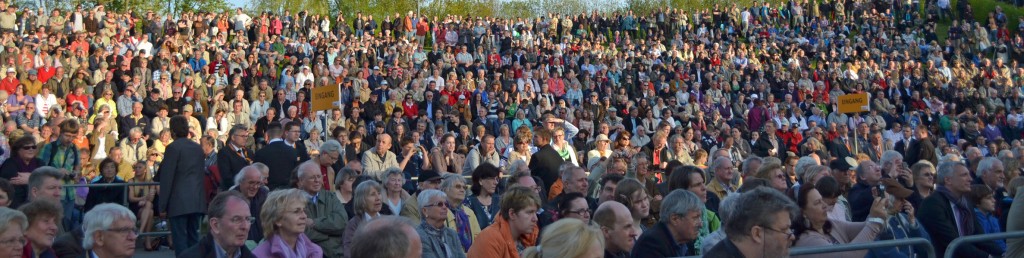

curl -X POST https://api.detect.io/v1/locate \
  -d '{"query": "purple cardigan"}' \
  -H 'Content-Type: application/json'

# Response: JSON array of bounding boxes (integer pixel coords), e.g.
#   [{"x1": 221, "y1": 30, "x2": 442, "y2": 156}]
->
[{"x1": 252, "y1": 233, "x2": 324, "y2": 258}]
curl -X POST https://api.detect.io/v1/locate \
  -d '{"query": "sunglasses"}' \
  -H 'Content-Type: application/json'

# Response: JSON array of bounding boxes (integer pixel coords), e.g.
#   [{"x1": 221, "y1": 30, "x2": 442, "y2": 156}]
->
[{"x1": 21, "y1": 145, "x2": 37, "y2": 150}]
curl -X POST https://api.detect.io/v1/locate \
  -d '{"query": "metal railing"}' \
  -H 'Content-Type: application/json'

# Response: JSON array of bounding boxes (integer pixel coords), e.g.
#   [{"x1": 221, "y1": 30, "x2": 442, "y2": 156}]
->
[
  {"x1": 944, "y1": 231, "x2": 1024, "y2": 258},
  {"x1": 789, "y1": 237, "x2": 935, "y2": 257},
  {"x1": 677, "y1": 238, "x2": 935, "y2": 258},
  {"x1": 62, "y1": 182, "x2": 169, "y2": 237}
]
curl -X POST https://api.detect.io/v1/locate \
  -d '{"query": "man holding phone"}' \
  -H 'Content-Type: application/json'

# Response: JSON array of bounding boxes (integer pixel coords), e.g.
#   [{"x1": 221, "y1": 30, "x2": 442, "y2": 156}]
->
[{"x1": 848, "y1": 160, "x2": 885, "y2": 222}]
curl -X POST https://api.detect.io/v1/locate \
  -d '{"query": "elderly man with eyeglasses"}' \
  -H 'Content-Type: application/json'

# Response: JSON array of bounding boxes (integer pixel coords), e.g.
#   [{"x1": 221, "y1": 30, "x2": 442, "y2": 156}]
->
[
  {"x1": 296, "y1": 160, "x2": 349, "y2": 258},
  {"x1": 82, "y1": 203, "x2": 139, "y2": 258},
  {"x1": 179, "y1": 192, "x2": 257, "y2": 258},
  {"x1": 230, "y1": 165, "x2": 268, "y2": 243}
]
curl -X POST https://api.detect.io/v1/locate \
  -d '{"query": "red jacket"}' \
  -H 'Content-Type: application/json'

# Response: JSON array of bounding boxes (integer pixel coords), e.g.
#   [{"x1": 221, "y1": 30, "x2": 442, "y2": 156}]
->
[{"x1": 0, "y1": 77, "x2": 18, "y2": 94}]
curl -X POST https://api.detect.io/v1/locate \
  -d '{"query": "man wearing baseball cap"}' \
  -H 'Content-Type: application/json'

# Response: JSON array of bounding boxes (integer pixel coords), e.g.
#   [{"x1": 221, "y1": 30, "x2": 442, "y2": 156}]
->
[
  {"x1": 399, "y1": 170, "x2": 443, "y2": 221},
  {"x1": 0, "y1": 67, "x2": 17, "y2": 94}
]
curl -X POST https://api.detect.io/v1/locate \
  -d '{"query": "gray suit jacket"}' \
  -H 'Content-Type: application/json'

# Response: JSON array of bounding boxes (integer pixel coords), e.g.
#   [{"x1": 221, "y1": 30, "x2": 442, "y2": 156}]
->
[{"x1": 157, "y1": 138, "x2": 207, "y2": 217}]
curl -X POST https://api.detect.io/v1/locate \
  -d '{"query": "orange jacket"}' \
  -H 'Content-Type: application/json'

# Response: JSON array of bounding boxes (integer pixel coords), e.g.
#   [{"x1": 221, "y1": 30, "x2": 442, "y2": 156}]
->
[
  {"x1": 548, "y1": 179, "x2": 563, "y2": 200},
  {"x1": 466, "y1": 215, "x2": 538, "y2": 258}
]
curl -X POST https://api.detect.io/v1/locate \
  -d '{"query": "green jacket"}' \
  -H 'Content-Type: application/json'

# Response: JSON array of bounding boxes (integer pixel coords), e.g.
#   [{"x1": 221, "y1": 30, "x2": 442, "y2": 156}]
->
[{"x1": 305, "y1": 191, "x2": 349, "y2": 258}]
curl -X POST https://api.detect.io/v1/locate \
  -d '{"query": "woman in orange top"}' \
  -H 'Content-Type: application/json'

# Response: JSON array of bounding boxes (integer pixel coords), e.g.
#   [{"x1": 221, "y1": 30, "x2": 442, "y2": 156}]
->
[{"x1": 467, "y1": 186, "x2": 541, "y2": 258}]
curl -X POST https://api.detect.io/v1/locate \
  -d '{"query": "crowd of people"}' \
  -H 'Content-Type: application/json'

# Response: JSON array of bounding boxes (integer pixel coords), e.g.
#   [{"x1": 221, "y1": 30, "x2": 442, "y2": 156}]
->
[{"x1": 0, "y1": 0, "x2": 1020, "y2": 257}]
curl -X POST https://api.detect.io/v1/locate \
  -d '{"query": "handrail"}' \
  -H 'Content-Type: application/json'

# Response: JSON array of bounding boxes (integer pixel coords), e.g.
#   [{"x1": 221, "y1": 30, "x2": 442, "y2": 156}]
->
[
  {"x1": 944, "y1": 231, "x2": 1024, "y2": 258},
  {"x1": 788, "y1": 237, "x2": 935, "y2": 257},
  {"x1": 61, "y1": 181, "x2": 170, "y2": 237},
  {"x1": 673, "y1": 238, "x2": 933, "y2": 258}
]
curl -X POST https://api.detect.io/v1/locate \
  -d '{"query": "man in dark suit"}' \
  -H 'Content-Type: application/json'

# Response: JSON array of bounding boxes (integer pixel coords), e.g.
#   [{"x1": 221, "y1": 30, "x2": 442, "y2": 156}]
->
[
  {"x1": 622, "y1": 107, "x2": 641, "y2": 135},
  {"x1": 632, "y1": 189, "x2": 704, "y2": 257},
  {"x1": 419, "y1": 90, "x2": 440, "y2": 120},
  {"x1": 829, "y1": 124, "x2": 855, "y2": 159},
  {"x1": 861, "y1": 131, "x2": 885, "y2": 162},
  {"x1": 179, "y1": 192, "x2": 257, "y2": 258},
  {"x1": 529, "y1": 127, "x2": 564, "y2": 191},
  {"x1": 158, "y1": 115, "x2": 208, "y2": 255},
  {"x1": 217, "y1": 125, "x2": 253, "y2": 190},
  {"x1": 254, "y1": 122, "x2": 299, "y2": 190},
  {"x1": 918, "y1": 162, "x2": 1004, "y2": 258},
  {"x1": 282, "y1": 121, "x2": 311, "y2": 162},
  {"x1": 642, "y1": 132, "x2": 672, "y2": 169},
  {"x1": 905, "y1": 125, "x2": 938, "y2": 166},
  {"x1": 753, "y1": 121, "x2": 785, "y2": 159}
]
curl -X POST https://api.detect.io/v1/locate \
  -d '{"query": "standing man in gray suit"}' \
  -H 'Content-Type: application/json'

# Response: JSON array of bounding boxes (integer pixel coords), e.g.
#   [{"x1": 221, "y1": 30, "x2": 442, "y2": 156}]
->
[{"x1": 158, "y1": 115, "x2": 208, "y2": 256}]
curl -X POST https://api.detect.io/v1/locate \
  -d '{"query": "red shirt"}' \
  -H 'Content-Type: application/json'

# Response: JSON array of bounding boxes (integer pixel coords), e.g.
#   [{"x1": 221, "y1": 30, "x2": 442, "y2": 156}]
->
[
  {"x1": 0, "y1": 77, "x2": 18, "y2": 94},
  {"x1": 36, "y1": 66, "x2": 55, "y2": 84},
  {"x1": 402, "y1": 101, "x2": 418, "y2": 118},
  {"x1": 320, "y1": 165, "x2": 332, "y2": 190},
  {"x1": 66, "y1": 93, "x2": 89, "y2": 110}
]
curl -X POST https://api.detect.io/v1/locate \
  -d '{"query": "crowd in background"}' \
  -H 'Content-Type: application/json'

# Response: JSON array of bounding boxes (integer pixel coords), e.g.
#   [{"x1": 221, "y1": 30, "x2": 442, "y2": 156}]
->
[{"x1": 0, "y1": 0, "x2": 1020, "y2": 257}]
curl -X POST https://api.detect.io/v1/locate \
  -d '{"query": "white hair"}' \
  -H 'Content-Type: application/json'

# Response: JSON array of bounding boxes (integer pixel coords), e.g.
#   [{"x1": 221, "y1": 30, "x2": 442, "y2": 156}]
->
[
  {"x1": 83, "y1": 204, "x2": 136, "y2": 249},
  {"x1": 234, "y1": 165, "x2": 262, "y2": 186}
]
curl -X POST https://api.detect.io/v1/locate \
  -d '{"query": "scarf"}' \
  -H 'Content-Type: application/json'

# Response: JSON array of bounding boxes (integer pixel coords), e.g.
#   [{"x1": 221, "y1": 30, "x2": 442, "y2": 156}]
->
[
  {"x1": 420, "y1": 221, "x2": 453, "y2": 258},
  {"x1": 935, "y1": 185, "x2": 975, "y2": 236},
  {"x1": 450, "y1": 202, "x2": 473, "y2": 251},
  {"x1": 692, "y1": 208, "x2": 712, "y2": 256}
]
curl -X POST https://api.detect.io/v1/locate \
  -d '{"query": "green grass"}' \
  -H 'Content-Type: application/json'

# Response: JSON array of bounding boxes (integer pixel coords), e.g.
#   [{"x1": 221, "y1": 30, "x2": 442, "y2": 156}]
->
[{"x1": 934, "y1": 0, "x2": 1024, "y2": 41}]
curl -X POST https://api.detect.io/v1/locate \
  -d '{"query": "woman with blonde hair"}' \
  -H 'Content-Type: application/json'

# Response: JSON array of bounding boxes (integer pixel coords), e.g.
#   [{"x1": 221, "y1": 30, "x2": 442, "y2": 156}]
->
[
  {"x1": 753, "y1": 162, "x2": 788, "y2": 192},
  {"x1": 615, "y1": 178, "x2": 652, "y2": 232},
  {"x1": 520, "y1": 219, "x2": 604, "y2": 258},
  {"x1": 128, "y1": 161, "x2": 159, "y2": 250},
  {"x1": 252, "y1": 189, "x2": 323, "y2": 258}
]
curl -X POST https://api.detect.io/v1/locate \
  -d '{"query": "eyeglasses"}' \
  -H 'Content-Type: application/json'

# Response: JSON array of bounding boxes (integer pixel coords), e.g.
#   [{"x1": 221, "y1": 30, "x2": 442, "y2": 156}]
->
[
  {"x1": 565, "y1": 208, "x2": 590, "y2": 215},
  {"x1": 0, "y1": 237, "x2": 25, "y2": 247},
  {"x1": 223, "y1": 216, "x2": 256, "y2": 225},
  {"x1": 762, "y1": 225, "x2": 794, "y2": 238},
  {"x1": 105, "y1": 227, "x2": 139, "y2": 236},
  {"x1": 21, "y1": 145, "x2": 37, "y2": 150},
  {"x1": 425, "y1": 202, "x2": 448, "y2": 208}
]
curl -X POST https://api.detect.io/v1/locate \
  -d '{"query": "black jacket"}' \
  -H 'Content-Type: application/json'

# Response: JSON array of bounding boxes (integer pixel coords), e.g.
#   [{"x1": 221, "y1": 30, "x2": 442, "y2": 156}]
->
[
  {"x1": 905, "y1": 138, "x2": 938, "y2": 167},
  {"x1": 254, "y1": 140, "x2": 299, "y2": 190},
  {"x1": 83, "y1": 177, "x2": 126, "y2": 213},
  {"x1": 52, "y1": 228, "x2": 85, "y2": 258},
  {"x1": 631, "y1": 221, "x2": 688, "y2": 257},
  {"x1": 917, "y1": 189, "x2": 1004, "y2": 258},
  {"x1": 530, "y1": 144, "x2": 564, "y2": 191},
  {"x1": 704, "y1": 238, "x2": 747, "y2": 258},
  {"x1": 178, "y1": 233, "x2": 256, "y2": 258},
  {"x1": 217, "y1": 145, "x2": 253, "y2": 190},
  {"x1": 752, "y1": 134, "x2": 785, "y2": 160}
]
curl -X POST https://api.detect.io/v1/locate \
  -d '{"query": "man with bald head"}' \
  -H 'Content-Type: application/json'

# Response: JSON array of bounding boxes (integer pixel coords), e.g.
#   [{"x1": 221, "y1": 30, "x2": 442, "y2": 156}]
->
[
  {"x1": 707, "y1": 156, "x2": 738, "y2": 199},
  {"x1": 593, "y1": 201, "x2": 638, "y2": 258},
  {"x1": 362, "y1": 133, "x2": 399, "y2": 180},
  {"x1": 230, "y1": 165, "x2": 267, "y2": 242}
]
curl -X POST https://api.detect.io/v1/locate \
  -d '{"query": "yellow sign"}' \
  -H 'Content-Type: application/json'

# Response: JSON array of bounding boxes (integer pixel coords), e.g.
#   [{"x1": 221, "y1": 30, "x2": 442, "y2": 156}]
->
[
  {"x1": 837, "y1": 93, "x2": 870, "y2": 114},
  {"x1": 311, "y1": 85, "x2": 340, "y2": 111}
]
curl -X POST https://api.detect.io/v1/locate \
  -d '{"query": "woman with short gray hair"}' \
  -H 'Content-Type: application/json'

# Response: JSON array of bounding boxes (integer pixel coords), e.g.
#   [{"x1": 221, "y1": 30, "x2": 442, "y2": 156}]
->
[
  {"x1": 383, "y1": 167, "x2": 410, "y2": 216},
  {"x1": 440, "y1": 174, "x2": 481, "y2": 251},
  {"x1": 415, "y1": 189, "x2": 466, "y2": 258},
  {"x1": 0, "y1": 207, "x2": 26, "y2": 257},
  {"x1": 342, "y1": 180, "x2": 385, "y2": 258}
]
